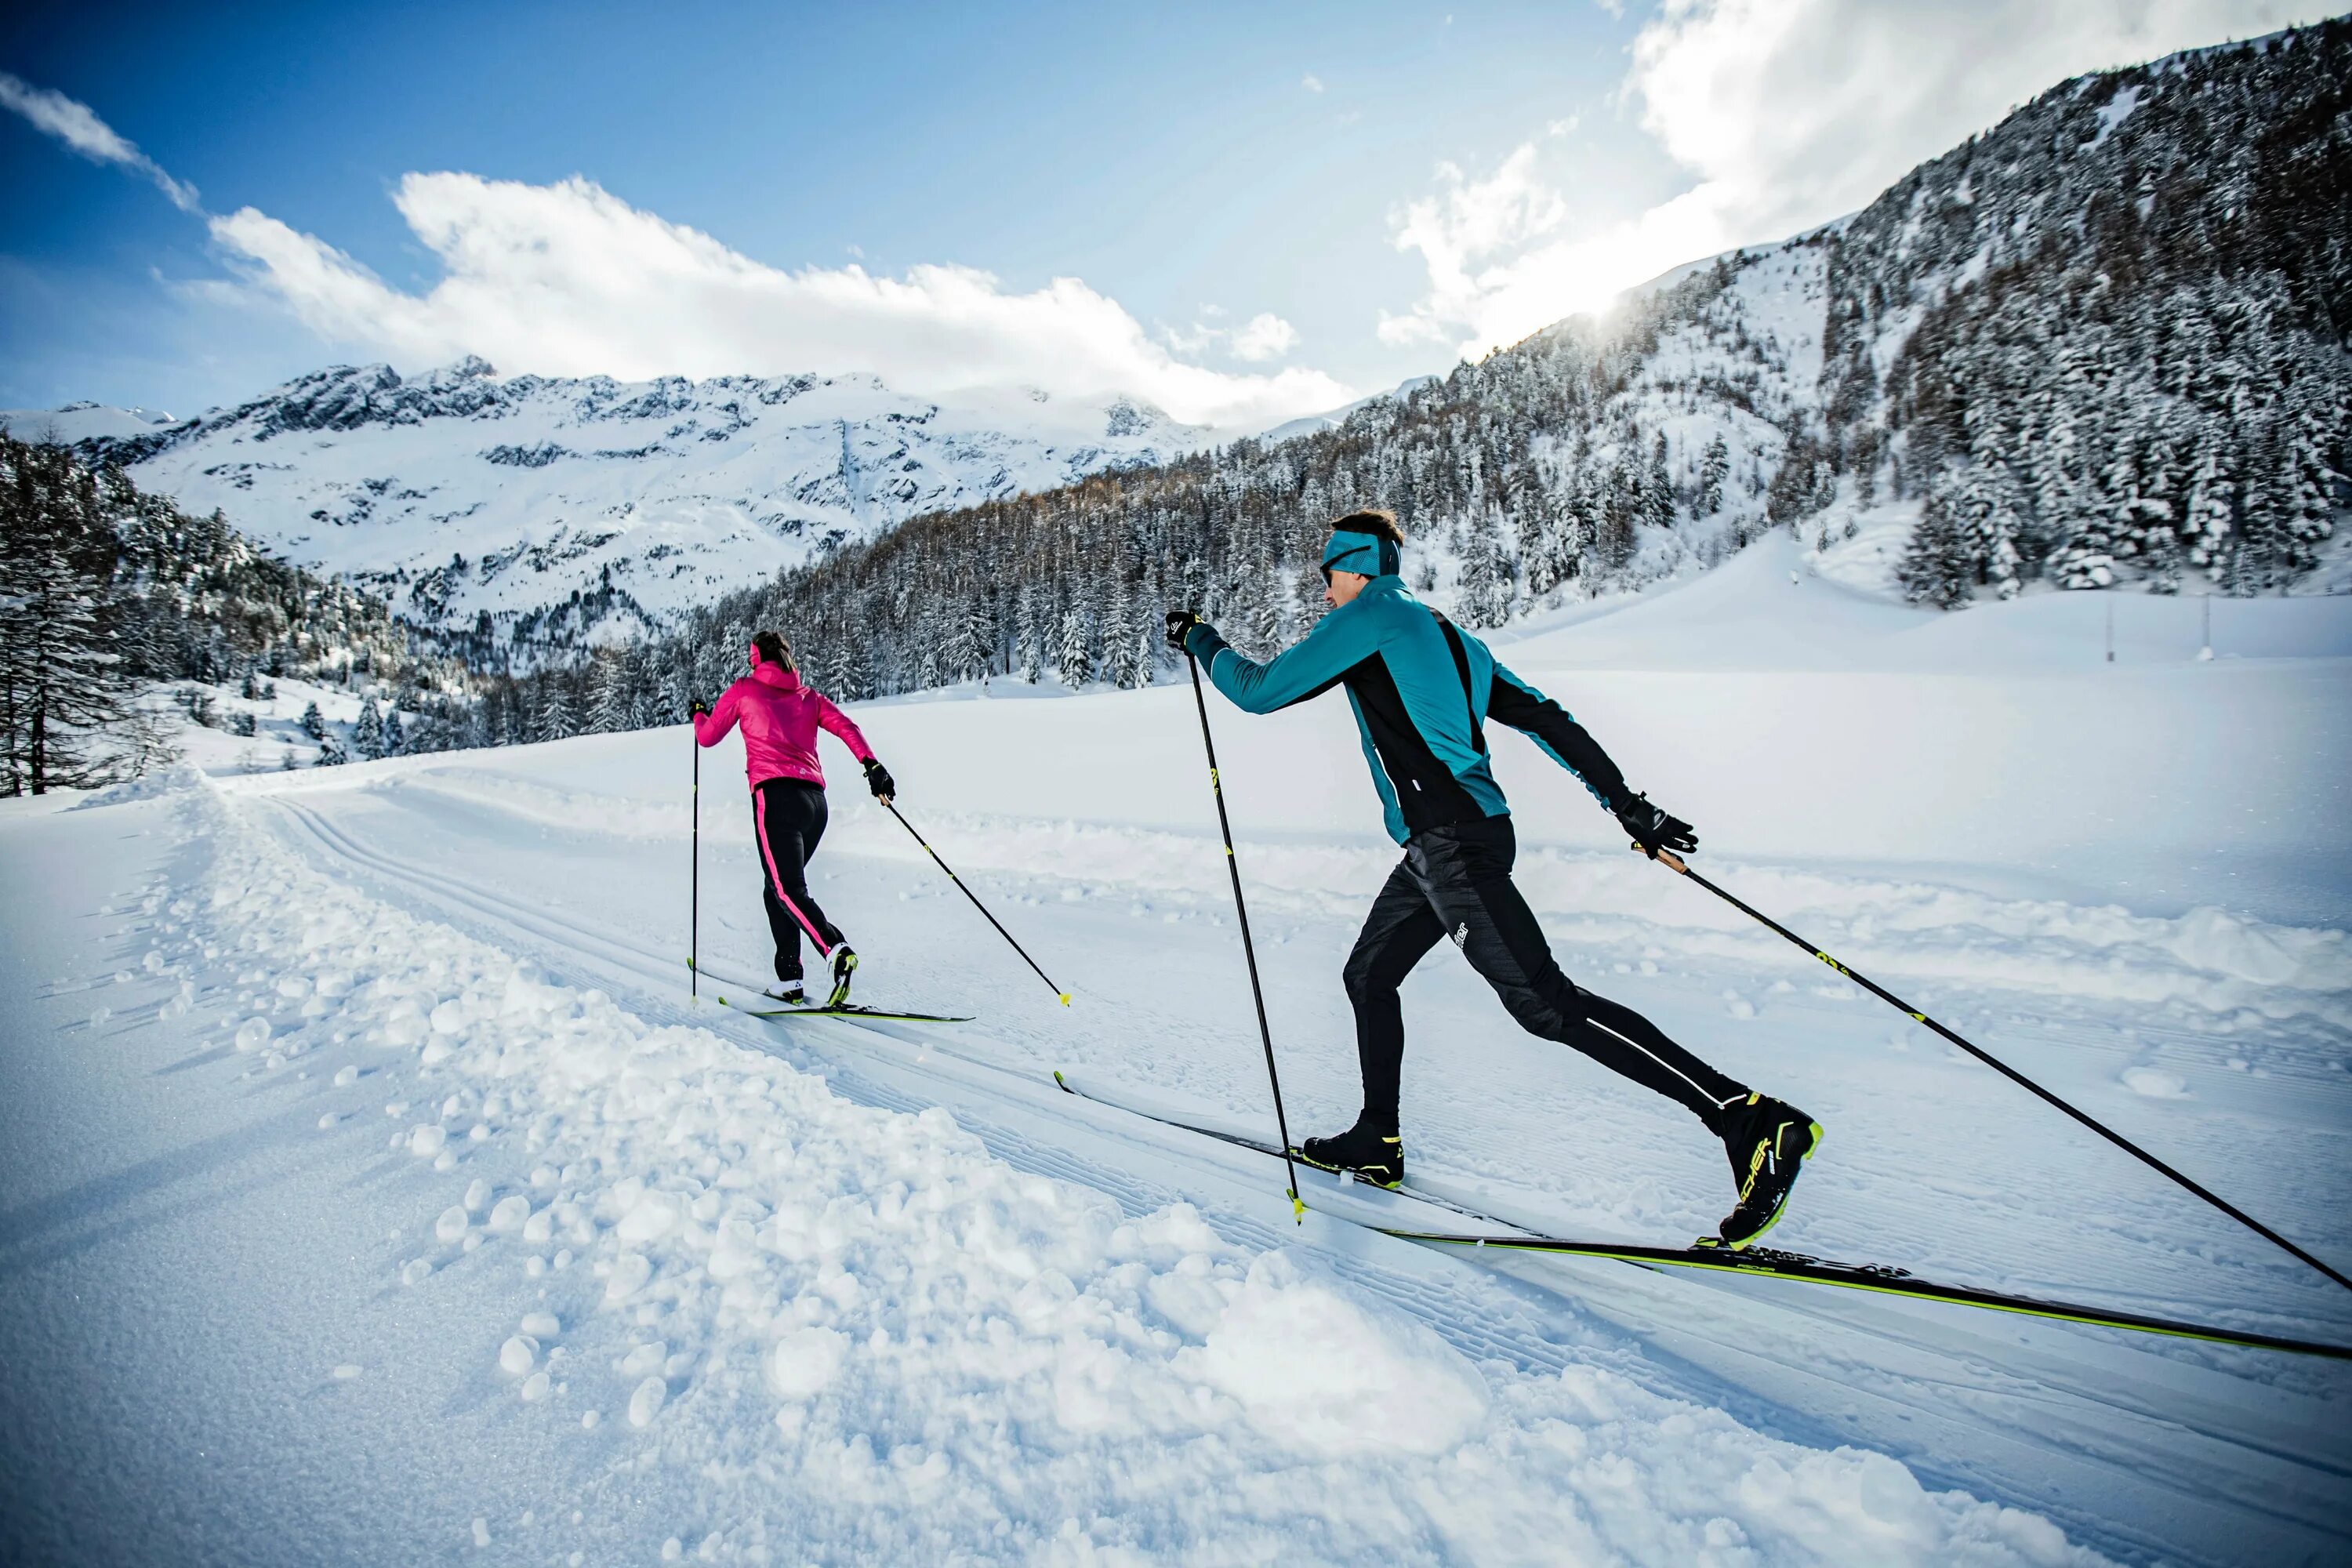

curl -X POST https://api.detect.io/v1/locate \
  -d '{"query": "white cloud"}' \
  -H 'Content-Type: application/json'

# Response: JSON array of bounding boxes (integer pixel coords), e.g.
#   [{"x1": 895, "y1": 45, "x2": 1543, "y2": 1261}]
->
[
  {"x1": 1229, "y1": 312, "x2": 1302, "y2": 362},
  {"x1": 1302, "y1": 74, "x2": 1326, "y2": 93},
  {"x1": 205, "y1": 172, "x2": 1352, "y2": 432},
  {"x1": 0, "y1": 71, "x2": 201, "y2": 212},
  {"x1": 1383, "y1": 0, "x2": 2319, "y2": 356},
  {"x1": 1161, "y1": 307, "x2": 1302, "y2": 364}
]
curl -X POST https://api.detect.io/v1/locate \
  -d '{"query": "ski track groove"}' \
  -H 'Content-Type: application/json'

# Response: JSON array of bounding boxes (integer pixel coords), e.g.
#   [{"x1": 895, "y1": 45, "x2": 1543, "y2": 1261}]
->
[
  {"x1": 262, "y1": 796, "x2": 1602, "y2": 1385},
  {"x1": 249, "y1": 786, "x2": 2352, "y2": 1567}
]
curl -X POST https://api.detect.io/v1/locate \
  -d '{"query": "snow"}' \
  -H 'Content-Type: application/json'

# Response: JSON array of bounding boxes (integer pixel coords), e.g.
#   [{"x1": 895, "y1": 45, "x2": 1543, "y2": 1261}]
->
[
  {"x1": 2089, "y1": 85, "x2": 2144, "y2": 148},
  {"x1": 0, "y1": 401, "x2": 176, "y2": 443},
  {"x1": 9, "y1": 364, "x2": 1210, "y2": 641},
  {"x1": 5, "y1": 556, "x2": 2348, "y2": 1563}
]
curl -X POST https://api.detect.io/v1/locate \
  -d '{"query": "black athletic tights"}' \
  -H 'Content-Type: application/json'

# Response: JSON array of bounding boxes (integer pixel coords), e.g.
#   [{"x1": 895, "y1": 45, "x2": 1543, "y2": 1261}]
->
[
  {"x1": 753, "y1": 779, "x2": 846, "y2": 982},
  {"x1": 1344, "y1": 815, "x2": 1748, "y2": 1132}
]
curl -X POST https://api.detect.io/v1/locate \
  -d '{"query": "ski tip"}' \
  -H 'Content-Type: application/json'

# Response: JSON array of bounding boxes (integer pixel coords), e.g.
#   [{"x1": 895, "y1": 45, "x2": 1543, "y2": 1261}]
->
[
  {"x1": 1058, "y1": 993, "x2": 1071, "y2": 1007},
  {"x1": 1051, "y1": 1069, "x2": 1070, "y2": 1091}
]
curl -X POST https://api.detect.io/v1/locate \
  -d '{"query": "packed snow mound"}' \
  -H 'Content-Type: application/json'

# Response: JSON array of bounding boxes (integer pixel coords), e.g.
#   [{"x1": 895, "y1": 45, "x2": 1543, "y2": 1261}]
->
[
  {"x1": 36, "y1": 360, "x2": 1209, "y2": 644},
  {"x1": 67, "y1": 762, "x2": 212, "y2": 810}
]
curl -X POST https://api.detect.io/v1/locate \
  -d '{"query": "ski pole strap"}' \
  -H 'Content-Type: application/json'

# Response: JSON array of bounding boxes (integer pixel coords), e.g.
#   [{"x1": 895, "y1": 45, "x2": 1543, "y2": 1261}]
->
[{"x1": 1651, "y1": 850, "x2": 2352, "y2": 1295}]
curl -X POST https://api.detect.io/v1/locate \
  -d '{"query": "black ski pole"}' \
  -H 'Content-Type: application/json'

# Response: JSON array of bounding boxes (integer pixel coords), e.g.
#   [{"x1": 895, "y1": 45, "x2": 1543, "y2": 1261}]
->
[
  {"x1": 1650, "y1": 848, "x2": 2351, "y2": 1294},
  {"x1": 881, "y1": 799, "x2": 1069, "y2": 1006},
  {"x1": 1187, "y1": 651, "x2": 1305, "y2": 1223},
  {"x1": 690, "y1": 722, "x2": 700, "y2": 999}
]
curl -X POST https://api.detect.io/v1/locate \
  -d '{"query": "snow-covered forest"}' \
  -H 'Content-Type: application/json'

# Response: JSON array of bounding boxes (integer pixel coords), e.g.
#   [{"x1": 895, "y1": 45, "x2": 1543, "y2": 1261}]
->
[
  {"x1": 0, "y1": 434, "x2": 487, "y2": 793},
  {"x1": 626, "y1": 20, "x2": 2348, "y2": 702}
]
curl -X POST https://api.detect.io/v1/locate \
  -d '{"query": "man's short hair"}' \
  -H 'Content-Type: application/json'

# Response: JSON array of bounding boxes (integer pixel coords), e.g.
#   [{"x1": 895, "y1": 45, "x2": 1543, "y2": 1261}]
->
[{"x1": 1330, "y1": 508, "x2": 1404, "y2": 545}]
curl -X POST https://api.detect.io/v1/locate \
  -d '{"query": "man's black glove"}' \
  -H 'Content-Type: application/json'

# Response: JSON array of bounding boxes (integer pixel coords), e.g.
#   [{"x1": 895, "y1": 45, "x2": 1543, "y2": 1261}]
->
[
  {"x1": 863, "y1": 757, "x2": 895, "y2": 802},
  {"x1": 1164, "y1": 608, "x2": 1206, "y2": 652},
  {"x1": 689, "y1": 697, "x2": 710, "y2": 719},
  {"x1": 1613, "y1": 792, "x2": 1697, "y2": 860}
]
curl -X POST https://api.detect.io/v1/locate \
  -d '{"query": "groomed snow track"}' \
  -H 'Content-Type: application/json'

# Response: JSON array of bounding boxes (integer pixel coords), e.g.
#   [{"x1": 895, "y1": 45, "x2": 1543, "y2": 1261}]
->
[{"x1": 249, "y1": 783, "x2": 2352, "y2": 1567}]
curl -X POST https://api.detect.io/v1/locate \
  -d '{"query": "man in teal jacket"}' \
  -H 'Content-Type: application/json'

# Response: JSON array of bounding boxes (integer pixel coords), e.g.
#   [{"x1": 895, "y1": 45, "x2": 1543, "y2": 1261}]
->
[{"x1": 1167, "y1": 510, "x2": 1822, "y2": 1249}]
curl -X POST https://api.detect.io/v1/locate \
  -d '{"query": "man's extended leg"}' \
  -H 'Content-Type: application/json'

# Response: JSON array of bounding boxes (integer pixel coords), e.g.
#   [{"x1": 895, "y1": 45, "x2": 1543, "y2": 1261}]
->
[
  {"x1": 1408, "y1": 818, "x2": 1749, "y2": 1124},
  {"x1": 1410, "y1": 816, "x2": 1821, "y2": 1245},
  {"x1": 1294, "y1": 860, "x2": 1446, "y2": 1186}
]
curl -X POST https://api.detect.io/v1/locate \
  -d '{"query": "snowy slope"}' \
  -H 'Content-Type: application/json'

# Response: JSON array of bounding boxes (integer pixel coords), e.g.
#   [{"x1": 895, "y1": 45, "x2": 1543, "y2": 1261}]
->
[
  {"x1": 0, "y1": 400, "x2": 179, "y2": 444},
  {"x1": 3, "y1": 360, "x2": 1208, "y2": 644},
  {"x1": 5, "y1": 554, "x2": 2346, "y2": 1564}
]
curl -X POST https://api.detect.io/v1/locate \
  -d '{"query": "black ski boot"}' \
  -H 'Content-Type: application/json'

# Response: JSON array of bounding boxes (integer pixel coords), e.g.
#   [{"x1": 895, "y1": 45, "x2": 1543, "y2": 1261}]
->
[
  {"x1": 825, "y1": 946, "x2": 858, "y2": 1009},
  {"x1": 1294, "y1": 1119, "x2": 1404, "y2": 1189},
  {"x1": 1704, "y1": 1093, "x2": 1823, "y2": 1250},
  {"x1": 763, "y1": 981, "x2": 805, "y2": 1005}
]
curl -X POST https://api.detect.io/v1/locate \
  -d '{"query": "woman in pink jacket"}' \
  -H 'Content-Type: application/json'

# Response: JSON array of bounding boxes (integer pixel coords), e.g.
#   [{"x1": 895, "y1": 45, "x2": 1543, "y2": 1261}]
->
[{"x1": 692, "y1": 631, "x2": 895, "y2": 1006}]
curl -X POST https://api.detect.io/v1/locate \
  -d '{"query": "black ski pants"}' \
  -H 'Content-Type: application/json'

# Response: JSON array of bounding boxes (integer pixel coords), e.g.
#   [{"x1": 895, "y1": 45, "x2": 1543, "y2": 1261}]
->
[
  {"x1": 753, "y1": 779, "x2": 846, "y2": 982},
  {"x1": 1344, "y1": 815, "x2": 1748, "y2": 1132}
]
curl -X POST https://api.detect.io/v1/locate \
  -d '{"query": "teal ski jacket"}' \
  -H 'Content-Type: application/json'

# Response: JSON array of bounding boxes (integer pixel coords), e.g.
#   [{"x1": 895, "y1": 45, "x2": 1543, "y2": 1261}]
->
[{"x1": 1180, "y1": 574, "x2": 1632, "y2": 844}]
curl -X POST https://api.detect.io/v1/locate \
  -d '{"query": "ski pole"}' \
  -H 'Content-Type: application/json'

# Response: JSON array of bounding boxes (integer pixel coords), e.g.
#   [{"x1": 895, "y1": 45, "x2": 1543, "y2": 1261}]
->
[
  {"x1": 1186, "y1": 651, "x2": 1305, "y2": 1223},
  {"x1": 1649, "y1": 847, "x2": 2351, "y2": 1295},
  {"x1": 690, "y1": 722, "x2": 700, "y2": 1000},
  {"x1": 881, "y1": 798, "x2": 1070, "y2": 1006}
]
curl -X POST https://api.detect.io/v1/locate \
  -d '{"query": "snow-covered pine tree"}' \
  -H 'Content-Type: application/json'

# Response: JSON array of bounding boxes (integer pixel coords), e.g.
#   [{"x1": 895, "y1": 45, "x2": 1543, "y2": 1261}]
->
[
  {"x1": 534, "y1": 674, "x2": 575, "y2": 741},
  {"x1": 1646, "y1": 434, "x2": 1676, "y2": 534},
  {"x1": 2183, "y1": 431, "x2": 2238, "y2": 586},
  {"x1": 1455, "y1": 508, "x2": 1514, "y2": 629},
  {"x1": 1897, "y1": 474, "x2": 1978, "y2": 610},
  {"x1": 383, "y1": 709, "x2": 407, "y2": 756},
  {"x1": 586, "y1": 652, "x2": 629, "y2": 734},
  {"x1": 1055, "y1": 607, "x2": 1094, "y2": 688},
  {"x1": 352, "y1": 695, "x2": 387, "y2": 759},
  {"x1": 300, "y1": 701, "x2": 327, "y2": 740},
  {"x1": 0, "y1": 534, "x2": 140, "y2": 793},
  {"x1": 1697, "y1": 434, "x2": 1730, "y2": 517}
]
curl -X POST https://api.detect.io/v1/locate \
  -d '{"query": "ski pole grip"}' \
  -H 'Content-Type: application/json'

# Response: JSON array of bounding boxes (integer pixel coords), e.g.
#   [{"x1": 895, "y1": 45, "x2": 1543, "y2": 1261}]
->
[{"x1": 1652, "y1": 847, "x2": 1690, "y2": 874}]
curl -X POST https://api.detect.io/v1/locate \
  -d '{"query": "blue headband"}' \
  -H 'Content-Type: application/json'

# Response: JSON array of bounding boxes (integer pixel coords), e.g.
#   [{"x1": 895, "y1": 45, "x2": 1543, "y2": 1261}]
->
[{"x1": 1320, "y1": 529, "x2": 1399, "y2": 579}]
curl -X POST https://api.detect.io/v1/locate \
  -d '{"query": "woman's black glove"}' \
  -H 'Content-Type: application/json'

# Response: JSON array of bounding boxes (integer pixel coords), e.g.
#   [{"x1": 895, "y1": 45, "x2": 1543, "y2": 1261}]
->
[
  {"x1": 1164, "y1": 609, "x2": 1206, "y2": 651},
  {"x1": 864, "y1": 758, "x2": 896, "y2": 802},
  {"x1": 689, "y1": 698, "x2": 710, "y2": 719},
  {"x1": 1613, "y1": 792, "x2": 1697, "y2": 859}
]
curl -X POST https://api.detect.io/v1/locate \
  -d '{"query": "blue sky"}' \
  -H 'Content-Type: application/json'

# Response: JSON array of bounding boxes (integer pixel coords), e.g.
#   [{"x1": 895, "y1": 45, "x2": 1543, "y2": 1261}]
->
[{"x1": 0, "y1": 0, "x2": 2317, "y2": 428}]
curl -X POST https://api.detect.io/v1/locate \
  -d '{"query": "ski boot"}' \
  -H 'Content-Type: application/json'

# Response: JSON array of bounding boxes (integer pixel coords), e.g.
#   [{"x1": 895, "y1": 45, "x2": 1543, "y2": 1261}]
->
[
  {"x1": 1701, "y1": 1092, "x2": 1823, "y2": 1250},
  {"x1": 1293, "y1": 1118, "x2": 1404, "y2": 1189},
  {"x1": 762, "y1": 980, "x2": 805, "y2": 1006},
  {"x1": 825, "y1": 946, "x2": 858, "y2": 1009}
]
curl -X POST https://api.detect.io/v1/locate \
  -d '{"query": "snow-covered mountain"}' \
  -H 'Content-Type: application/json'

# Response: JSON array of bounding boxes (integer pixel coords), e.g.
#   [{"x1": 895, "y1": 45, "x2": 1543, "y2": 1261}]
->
[
  {"x1": 3, "y1": 361, "x2": 1208, "y2": 646},
  {"x1": 681, "y1": 19, "x2": 2348, "y2": 702}
]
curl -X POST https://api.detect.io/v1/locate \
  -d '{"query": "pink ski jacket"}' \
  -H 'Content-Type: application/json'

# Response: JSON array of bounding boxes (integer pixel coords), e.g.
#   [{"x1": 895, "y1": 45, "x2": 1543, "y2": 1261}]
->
[{"x1": 694, "y1": 662, "x2": 875, "y2": 789}]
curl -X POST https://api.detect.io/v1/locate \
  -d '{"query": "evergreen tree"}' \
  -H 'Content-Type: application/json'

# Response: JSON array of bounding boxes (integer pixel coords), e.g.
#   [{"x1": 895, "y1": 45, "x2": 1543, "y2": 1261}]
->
[
  {"x1": 352, "y1": 695, "x2": 387, "y2": 760},
  {"x1": 300, "y1": 701, "x2": 327, "y2": 740},
  {"x1": 1897, "y1": 474, "x2": 1978, "y2": 610},
  {"x1": 1055, "y1": 607, "x2": 1093, "y2": 688},
  {"x1": 586, "y1": 651, "x2": 629, "y2": 734},
  {"x1": 1697, "y1": 435, "x2": 1730, "y2": 516}
]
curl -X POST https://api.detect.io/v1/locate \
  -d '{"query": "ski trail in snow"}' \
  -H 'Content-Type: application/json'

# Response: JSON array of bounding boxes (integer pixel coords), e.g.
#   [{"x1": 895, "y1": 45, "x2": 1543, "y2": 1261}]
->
[
  {"x1": 236, "y1": 775, "x2": 2352, "y2": 1565},
  {"x1": 45, "y1": 773, "x2": 2140, "y2": 1566}
]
